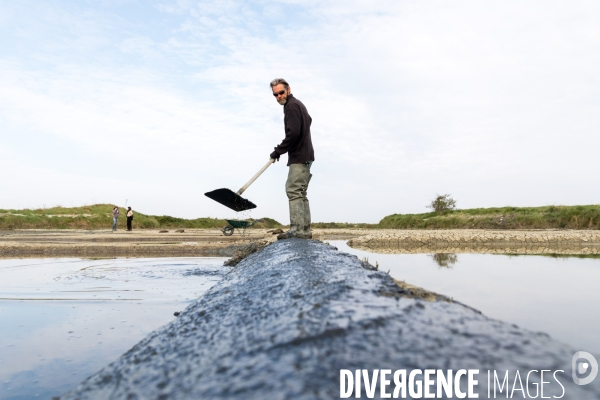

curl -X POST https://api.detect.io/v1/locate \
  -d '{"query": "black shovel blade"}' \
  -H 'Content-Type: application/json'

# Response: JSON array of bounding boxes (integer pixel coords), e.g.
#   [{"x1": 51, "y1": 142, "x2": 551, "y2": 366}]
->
[{"x1": 204, "y1": 188, "x2": 257, "y2": 212}]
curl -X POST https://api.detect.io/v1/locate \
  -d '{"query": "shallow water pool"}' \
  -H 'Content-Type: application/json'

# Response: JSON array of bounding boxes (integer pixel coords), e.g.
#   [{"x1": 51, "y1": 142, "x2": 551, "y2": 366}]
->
[
  {"x1": 0, "y1": 257, "x2": 228, "y2": 400},
  {"x1": 333, "y1": 240, "x2": 600, "y2": 355}
]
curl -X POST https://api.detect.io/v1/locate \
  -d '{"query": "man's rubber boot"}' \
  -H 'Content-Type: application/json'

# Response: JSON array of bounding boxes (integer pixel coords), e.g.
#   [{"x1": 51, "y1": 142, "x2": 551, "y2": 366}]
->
[
  {"x1": 302, "y1": 199, "x2": 312, "y2": 239},
  {"x1": 277, "y1": 199, "x2": 305, "y2": 240}
]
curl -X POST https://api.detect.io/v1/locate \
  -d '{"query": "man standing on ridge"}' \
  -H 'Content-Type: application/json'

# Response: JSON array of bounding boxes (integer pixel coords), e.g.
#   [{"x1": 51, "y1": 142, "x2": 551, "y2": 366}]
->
[{"x1": 269, "y1": 78, "x2": 315, "y2": 240}]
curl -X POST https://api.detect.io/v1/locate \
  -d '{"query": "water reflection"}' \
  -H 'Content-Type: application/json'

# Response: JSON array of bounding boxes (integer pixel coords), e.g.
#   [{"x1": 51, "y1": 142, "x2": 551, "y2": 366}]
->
[
  {"x1": 429, "y1": 253, "x2": 457, "y2": 268},
  {"x1": 348, "y1": 240, "x2": 600, "y2": 256},
  {"x1": 330, "y1": 240, "x2": 600, "y2": 355},
  {"x1": 0, "y1": 257, "x2": 228, "y2": 400}
]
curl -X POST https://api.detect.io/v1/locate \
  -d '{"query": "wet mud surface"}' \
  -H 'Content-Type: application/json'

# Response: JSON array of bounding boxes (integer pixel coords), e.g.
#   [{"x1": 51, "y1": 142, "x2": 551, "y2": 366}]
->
[{"x1": 59, "y1": 240, "x2": 599, "y2": 399}]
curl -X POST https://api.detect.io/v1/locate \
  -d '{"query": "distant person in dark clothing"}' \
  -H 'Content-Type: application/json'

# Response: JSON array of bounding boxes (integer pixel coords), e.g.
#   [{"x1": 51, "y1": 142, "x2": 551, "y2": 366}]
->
[
  {"x1": 269, "y1": 78, "x2": 315, "y2": 240},
  {"x1": 126, "y1": 207, "x2": 133, "y2": 231},
  {"x1": 112, "y1": 206, "x2": 119, "y2": 232}
]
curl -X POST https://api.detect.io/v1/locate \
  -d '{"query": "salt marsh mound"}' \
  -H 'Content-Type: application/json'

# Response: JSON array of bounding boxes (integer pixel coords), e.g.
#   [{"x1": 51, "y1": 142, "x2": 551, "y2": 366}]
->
[{"x1": 59, "y1": 240, "x2": 598, "y2": 399}]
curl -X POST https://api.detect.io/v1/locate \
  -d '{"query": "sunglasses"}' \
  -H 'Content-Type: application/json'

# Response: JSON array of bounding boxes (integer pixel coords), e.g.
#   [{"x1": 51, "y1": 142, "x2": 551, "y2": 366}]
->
[{"x1": 273, "y1": 89, "x2": 287, "y2": 97}]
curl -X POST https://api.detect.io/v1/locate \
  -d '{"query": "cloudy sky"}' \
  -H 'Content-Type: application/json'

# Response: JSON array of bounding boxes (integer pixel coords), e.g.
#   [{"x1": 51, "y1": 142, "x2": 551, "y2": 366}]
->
[{"x1": 1, "y1": 1, "x2": 599, "y2": 223}]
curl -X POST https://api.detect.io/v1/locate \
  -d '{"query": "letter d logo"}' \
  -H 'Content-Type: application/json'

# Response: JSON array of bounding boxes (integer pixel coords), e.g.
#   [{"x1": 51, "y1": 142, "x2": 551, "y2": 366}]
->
[{"x1": 572, "y1": 351, "x2": 598, "y2": 385}]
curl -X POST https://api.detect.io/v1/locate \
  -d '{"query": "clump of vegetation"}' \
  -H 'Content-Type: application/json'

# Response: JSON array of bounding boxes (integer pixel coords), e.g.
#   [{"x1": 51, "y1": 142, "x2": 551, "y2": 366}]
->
[
  {"x1": 427, "y1": 194, "x2": 457, "y2": 213},
  {"x1": 378, "y1": 204, "x2": 600, "y2": 230},
  {"x1": 0, "y1": 204, "x2": 282, "y2": 230}
]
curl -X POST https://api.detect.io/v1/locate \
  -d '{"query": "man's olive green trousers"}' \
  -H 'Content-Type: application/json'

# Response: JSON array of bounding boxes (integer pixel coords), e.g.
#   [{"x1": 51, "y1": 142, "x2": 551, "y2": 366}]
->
[{"x1": 282, "y1": 163, "x2": 312, "y2": 238}]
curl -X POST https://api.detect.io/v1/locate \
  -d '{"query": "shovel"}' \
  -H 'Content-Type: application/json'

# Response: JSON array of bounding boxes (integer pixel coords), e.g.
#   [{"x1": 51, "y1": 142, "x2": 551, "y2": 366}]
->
[{"x1": 205, "y1": 159, "x2": 275, "y2": 212}]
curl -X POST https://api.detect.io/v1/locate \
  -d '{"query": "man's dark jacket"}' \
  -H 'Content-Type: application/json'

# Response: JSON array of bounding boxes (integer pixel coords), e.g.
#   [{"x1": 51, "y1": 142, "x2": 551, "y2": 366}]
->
[{"x1": 272, "y1": 94, "x2": 315, "y2": 166}]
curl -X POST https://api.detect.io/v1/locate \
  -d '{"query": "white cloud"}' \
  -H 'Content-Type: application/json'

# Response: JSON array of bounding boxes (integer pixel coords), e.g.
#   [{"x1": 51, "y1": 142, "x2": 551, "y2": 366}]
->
[{"x1": 0, "y1": 0, "x2": 599, "y2": 222}]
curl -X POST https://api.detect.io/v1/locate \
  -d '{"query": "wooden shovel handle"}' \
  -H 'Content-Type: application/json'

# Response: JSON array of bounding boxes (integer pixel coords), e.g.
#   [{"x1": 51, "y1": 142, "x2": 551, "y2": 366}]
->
[{"x1": 236, "y1": 159, "x2": 276, "y2": 196}]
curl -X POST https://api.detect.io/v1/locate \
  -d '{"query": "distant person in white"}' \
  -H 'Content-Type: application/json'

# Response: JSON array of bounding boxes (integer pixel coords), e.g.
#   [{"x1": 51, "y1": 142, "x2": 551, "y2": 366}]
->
[{"x1": 112, "y1": 206, "x2": 119, "y2": 232}]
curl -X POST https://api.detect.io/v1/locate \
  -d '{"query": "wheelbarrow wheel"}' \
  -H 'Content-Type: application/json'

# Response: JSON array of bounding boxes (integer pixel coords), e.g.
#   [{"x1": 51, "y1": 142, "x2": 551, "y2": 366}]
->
[{"x1": 222, "y1": 226, "x2": 234, "y2": 236}]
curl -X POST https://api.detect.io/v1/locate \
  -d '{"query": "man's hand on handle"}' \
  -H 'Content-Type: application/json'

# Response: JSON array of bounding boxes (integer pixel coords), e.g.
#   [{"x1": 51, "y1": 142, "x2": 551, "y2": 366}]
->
[{"x1": 270, "y1": 151, "x2": 280, "y2": 161}]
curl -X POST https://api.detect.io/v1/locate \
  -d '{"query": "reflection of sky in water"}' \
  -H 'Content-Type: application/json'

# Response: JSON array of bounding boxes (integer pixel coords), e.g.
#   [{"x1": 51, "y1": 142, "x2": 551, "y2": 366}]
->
[
  {"x1": 0, "y1": 257, "x2": 228, "y2": 400},
  {"x1": 332, "y1": 241, "x2": 600, "y2": 355}
]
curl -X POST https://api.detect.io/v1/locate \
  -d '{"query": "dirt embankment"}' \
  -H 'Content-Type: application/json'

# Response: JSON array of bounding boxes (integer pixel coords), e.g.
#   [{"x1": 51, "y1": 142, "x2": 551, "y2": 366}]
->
[
  {"x1": 347, "y1": 229, "x2": 600, "y2": 254},
  {"x1": 2, "y1": 228, "x2": 600, "y2": 258},
  {"x1": 0, "y1": 229, "x2": 277, "y2": 258}
]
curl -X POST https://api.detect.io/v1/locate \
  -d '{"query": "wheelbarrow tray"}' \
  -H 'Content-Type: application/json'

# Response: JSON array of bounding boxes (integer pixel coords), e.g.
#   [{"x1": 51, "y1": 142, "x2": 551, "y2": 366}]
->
[
  {"x1": 205, "y1": 189, "x2": 257, "y2": 212},
  {"x1": 226, "y1": 219, "x2": 254, "y2": 228},
  {"x1": 221, "y1": 218, "x2": 260, "y2": 236}
]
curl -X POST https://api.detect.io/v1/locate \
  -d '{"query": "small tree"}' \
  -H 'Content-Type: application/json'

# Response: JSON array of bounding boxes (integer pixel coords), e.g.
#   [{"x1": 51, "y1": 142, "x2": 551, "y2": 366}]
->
[{"x1": 427, "y1": 194, "x2": 457, "y2": 213}]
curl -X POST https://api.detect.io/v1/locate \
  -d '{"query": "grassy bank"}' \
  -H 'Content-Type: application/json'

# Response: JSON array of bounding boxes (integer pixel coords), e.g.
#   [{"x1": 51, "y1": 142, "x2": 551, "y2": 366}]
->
[
  {"x1": 3, "y1": 204, "x2": 599, "y2": 231},
  {"x1": 379, "y1": 205, "x2": 600, "y2": 230},
  {"x1": 0, "y1": 204, "x2": 282, "y2": 230}
]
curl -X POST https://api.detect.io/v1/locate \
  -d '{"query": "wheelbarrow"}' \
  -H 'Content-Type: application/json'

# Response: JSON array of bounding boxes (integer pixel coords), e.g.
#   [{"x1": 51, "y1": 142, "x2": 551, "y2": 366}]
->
[{"x1": 221, "y1": 219, "x2": 263, "y2": 236}]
